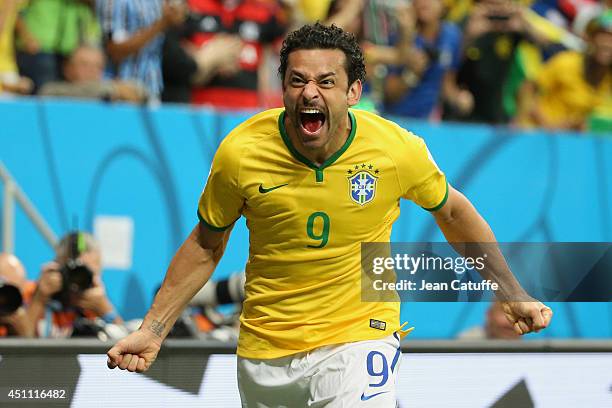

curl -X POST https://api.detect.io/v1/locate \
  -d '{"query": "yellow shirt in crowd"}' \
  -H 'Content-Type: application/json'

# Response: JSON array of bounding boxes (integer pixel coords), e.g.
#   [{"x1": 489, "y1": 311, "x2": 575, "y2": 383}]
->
[
  {"x1": 0, "y1": 0, "x2": 24, "y2": 75},
  {"x1": 198, "y1": 108, "x2": 447, "y2": 358},
  {"x1": 536, "y1": 51, "x2": 612, "y2": 129}
]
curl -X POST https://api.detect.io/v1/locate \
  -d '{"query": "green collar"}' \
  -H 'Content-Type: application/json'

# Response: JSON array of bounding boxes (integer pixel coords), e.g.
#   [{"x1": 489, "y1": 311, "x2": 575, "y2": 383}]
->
[{"x1": 278, "y1": 110, "x2": 357, "y2": 182}]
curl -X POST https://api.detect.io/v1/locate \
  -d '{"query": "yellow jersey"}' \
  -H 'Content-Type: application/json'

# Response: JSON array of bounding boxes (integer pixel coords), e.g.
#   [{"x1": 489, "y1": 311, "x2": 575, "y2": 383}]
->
[
  {"x1": 536, "y1": 51, "x2": 612, "y2": 128},
  {"x1": 198, "y1": 108, "x2": 447, "y2": 358}
]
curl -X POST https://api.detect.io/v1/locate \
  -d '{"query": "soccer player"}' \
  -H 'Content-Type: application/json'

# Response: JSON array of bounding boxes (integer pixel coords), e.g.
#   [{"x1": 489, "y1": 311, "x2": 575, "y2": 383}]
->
[{"x1": 106, "y1": 23, "x2": 552, "y2": 407}]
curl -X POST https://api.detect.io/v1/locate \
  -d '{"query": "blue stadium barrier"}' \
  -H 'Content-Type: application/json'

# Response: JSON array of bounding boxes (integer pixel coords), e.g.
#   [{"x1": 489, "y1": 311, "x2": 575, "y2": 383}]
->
[{"x1": 1, "y1": 98, "x2": 610, "y2": 338}]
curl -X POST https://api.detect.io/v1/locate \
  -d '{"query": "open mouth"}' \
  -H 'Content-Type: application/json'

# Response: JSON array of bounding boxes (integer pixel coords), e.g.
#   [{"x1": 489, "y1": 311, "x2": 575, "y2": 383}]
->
[{"x1": 299, "y1": 108, "x2": 326, "y2": 135}]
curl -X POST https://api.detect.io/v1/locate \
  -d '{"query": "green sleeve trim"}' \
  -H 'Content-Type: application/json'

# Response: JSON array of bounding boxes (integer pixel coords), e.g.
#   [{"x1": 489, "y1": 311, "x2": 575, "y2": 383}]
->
[
  {"x1": 197, "y1": 210, "x2": 235, "y2": 232},
  {"x1": 423, "y1": 182, "x2": 449, "y2": 212}
]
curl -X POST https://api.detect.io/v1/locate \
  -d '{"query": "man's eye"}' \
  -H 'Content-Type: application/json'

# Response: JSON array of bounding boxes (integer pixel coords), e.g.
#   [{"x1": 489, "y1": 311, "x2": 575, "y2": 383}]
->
[
  {"x1": 321, "y1": 80, "x2": 334, "y2": 86},
  {"x1": 291, "y1": 78, "x2": 305, "y2": 85}
]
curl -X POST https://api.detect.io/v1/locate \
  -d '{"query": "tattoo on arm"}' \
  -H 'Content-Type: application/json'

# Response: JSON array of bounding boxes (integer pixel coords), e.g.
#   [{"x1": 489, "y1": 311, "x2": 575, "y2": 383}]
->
[{"x1": 150, "y1": 320, "x2": 165, "y2": 337}]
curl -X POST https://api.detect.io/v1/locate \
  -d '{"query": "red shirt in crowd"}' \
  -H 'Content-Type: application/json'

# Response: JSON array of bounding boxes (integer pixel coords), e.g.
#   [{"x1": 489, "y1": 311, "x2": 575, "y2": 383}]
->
[{"x1": 187, "y1": 0, "x2": 286, "y2": 108}]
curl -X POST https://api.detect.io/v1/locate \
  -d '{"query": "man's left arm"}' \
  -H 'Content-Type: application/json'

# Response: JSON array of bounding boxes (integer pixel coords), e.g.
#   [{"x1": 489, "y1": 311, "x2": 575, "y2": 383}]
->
[{"x1": 432, "y1": 185, "x2": 553, "y2": 335}]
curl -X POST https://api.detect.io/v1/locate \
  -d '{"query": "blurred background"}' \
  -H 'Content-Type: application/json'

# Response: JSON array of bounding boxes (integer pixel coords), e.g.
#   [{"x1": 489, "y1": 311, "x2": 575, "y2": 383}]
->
[{"x1": 0, "y1": 0, "x2": 610, "y2": 406}]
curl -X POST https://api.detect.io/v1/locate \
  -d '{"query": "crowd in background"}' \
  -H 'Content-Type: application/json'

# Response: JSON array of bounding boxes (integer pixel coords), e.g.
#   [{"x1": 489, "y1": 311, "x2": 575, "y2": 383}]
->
[{"x1": 0, "y1": 0, "x2": 611, "y2": 130}]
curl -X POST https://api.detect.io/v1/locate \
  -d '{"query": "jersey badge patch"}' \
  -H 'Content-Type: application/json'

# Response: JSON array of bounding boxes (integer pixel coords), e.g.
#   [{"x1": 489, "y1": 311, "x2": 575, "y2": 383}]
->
[{"x1": 348, "y1": 165, "x2": 378, "y2": 206}]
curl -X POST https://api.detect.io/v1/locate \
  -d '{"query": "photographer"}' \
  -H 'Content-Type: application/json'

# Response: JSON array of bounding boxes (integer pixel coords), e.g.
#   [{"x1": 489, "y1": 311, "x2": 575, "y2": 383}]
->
[
  {"x1": 28, "y1": 232, "x2": 123, "y2": 338},
  {"x1": 0, "y1": 253, "x2": 35, "y2": 337}
]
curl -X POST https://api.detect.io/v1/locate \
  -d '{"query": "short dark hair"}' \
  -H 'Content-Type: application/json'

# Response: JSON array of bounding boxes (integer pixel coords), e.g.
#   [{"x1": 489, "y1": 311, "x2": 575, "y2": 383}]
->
[{"x1": 278, "y1": 22, "x2": 366, "y2": 86}]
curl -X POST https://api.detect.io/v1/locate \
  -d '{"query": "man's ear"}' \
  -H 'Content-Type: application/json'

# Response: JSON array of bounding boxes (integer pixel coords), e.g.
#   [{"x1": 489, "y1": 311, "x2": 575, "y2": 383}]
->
[{"x1": 347, "y1": 79, "x2": 362, "y2": 107}]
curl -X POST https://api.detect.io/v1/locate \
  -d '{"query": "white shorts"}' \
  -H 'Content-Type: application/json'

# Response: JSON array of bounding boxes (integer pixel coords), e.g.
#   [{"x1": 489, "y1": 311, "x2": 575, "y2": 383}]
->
[{"x1": 238, "y1": 333, "x2": 401, "y2": 408}]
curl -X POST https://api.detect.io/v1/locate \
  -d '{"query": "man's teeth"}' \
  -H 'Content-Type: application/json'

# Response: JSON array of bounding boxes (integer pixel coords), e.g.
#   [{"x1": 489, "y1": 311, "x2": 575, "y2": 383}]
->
[{"x1": 301, "y1": 109, "x2": 321, "y2": 114}]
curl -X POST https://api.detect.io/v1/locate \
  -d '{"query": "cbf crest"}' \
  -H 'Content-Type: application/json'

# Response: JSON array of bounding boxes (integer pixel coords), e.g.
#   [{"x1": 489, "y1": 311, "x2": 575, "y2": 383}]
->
[{"x1": 347, "y1": 163, "x2": 379, "y2": 206}]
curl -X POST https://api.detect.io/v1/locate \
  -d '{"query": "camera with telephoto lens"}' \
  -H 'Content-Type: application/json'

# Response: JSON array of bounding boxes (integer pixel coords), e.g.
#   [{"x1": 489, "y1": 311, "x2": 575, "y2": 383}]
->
[
  {"x1": 52, "y1": 231, "x2": 95, "y2": 304},
  {"x1": 60, "y1": 259, "x2": 94, "y2": 295},
  {"x1": 0, "y1": 278, "x2": 23, "y2": 316}
]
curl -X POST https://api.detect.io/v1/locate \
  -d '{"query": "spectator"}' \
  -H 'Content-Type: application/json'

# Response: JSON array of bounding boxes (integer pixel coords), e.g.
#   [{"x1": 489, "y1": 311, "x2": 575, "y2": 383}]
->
[
  {"x1": 452, "y1": 0, "x2": 550, "y2": 124},
  {"x1": 325, "y1": 0, "x2": 365, "y2": 33},
  {"x1": 0, "y1": 253, "x2": 35, "y2": 337},
  {"x1": 40, "y1": 44, "x2": 148, "y2": 103},
  {"x1": 27, "y1": 231, "x2": 123, "y2": 338},
  {"x1": 325, "y1": 0, "x2": 463, "y2": 114},
  {"x1": 15, "y1": 0, "x2": 101, "y2": 92},
  {"x1": 383, "y1": 0, "x2": 474, "y2": 119},
  {"x1": 184, "y1": 0, "x2": 287, "y2": 109},
  {"x1": 325, "y1": 0, "x2": 403, "y2": 111},
  {"x1": 501, "y1": 6, "x2": 589, "y2": 122},
  {"x1": 572, "y1": 0, "x2": 612, "y2": 37},
  {"x1": 458, "y1": 302, "x2": 521, "y2": 340},
  {"x1": 325, "y1": 0, "x2": 412, "y2": 47},
  {"x1": 96, "y1": 0, "x2": 187, "y2": 101},
  {"x1": 0, "y1": 0, "x2": 33, "y2": 95},
  {"x1": 517, "y1": 10, "x2": 612, "y2": 131},
  {"x1": 161, "y1": 26, "x2": 242, "y2": 103}
]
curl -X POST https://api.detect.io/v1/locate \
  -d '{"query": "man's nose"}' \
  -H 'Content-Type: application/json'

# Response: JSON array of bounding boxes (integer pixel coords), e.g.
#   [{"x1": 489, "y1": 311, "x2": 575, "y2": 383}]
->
[{"x1": 302, "y1": 80, "x2": 320, "y2": 102}]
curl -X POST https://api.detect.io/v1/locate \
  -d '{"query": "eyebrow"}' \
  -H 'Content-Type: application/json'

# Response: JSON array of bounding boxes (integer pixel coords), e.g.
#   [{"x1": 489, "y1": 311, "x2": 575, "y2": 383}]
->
[{"x1": 290, "y1": 71, "x2": 336, "y2": 80}]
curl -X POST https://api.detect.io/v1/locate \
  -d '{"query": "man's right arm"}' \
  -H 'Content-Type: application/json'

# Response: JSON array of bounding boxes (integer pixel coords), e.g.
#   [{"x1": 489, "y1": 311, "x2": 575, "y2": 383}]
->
[
  {"x1": 141, "y1": 222, "x2": 229, "y2": 340},
  {"x1": 107, "y1": 221, "x2": 230, "y2": 372}
]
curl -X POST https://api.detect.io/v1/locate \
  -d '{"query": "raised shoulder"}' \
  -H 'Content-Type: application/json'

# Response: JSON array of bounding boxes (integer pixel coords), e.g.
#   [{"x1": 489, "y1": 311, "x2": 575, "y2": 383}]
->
[
  {"x1": 215, "y1": 108, "x2": 284, "y2": 158},
  {"x1": 351, "y1": 109, "x2": 424, "y2": 150},
  {"x1": 350, "y1": 109, "x2": 445, "y2": 206},
  {"x1": 197, "y1": 109, "x2": 285, "y2": 230},
  {"x1": 223, "y1": 108, "x2": 284, "y2": 143}
]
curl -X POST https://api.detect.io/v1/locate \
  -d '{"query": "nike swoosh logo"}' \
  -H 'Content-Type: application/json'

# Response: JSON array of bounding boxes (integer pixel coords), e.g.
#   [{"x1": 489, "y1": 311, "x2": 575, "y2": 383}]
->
[
  {"x1": 258, "y1": 183, "x2": 288, "y2": 193},
  {"x1": 360, "y1": 391, "x2": 389, "y2": 401}
]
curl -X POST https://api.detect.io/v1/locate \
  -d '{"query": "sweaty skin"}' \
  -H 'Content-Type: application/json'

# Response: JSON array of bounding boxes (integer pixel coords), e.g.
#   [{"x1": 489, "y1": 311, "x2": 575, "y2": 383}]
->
[{"x1": 282, "y1": 49, "x2": 362, "y2": 166}]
